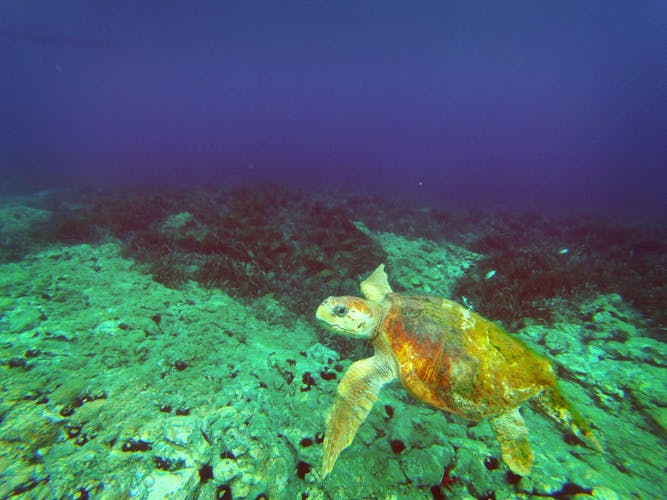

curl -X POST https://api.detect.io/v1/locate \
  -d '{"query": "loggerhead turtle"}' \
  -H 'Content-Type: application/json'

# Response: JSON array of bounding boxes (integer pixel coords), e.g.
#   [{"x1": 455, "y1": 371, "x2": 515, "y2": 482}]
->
[{"x1": 316, "y1": 264, "x2": 601, "y2": 479}]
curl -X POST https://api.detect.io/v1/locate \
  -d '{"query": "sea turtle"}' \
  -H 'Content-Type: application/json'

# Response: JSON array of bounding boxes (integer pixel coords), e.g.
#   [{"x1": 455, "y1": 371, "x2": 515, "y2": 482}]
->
[{"x1": 316, "y1": 264, "x2": 601, "y2": 479}]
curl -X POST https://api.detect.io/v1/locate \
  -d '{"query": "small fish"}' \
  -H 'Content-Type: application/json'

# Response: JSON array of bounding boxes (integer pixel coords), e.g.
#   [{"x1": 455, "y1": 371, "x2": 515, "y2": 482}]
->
[
  {"x1": 558, "y1": 248, "x2": 570, "y2": 255},
  {"x1": 484, "y1": 269, "x2": 496, "y2": 280}
]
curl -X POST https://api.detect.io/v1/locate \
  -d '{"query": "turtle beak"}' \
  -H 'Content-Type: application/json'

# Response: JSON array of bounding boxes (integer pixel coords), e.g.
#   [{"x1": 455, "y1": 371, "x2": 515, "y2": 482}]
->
[
  {"x1": 315, "y1": 298, "x2": 334, "y2": 325},
  {"x1": 315, "y1": 304, "x2": 327, "y2": 322}
]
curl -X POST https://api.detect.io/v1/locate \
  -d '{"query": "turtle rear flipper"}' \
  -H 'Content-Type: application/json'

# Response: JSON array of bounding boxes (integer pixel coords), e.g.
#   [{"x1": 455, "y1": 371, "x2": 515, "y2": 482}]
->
[
  {"x1": 490, "y1": 408, "x2": 534, "y2": 476},
  {"x1": 534, "y1": 385, "x2": 603, "y2": 452},
  {"x1": 321, "y1": 354, "x2": 397, "y2": 479}
]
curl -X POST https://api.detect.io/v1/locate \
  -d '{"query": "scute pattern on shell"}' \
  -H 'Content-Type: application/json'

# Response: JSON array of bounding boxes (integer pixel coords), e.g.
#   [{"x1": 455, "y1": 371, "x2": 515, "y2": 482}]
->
[{"x1": 380, "y1": 293, "x2": 555, "y2": 421}]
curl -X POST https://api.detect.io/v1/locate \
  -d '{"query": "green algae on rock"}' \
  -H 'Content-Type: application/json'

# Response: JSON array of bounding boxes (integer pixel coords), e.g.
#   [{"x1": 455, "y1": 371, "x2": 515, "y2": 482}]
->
[{"x1": 0, "y1": 187, "x2": 664, "y2": 499}]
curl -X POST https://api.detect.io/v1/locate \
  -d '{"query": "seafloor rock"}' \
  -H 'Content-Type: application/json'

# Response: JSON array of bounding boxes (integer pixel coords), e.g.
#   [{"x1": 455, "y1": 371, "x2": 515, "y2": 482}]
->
[
  {"x1": 0, "y1": 240, "x2": 664, "y2": 499},
  {"x1": 0, "y1": 204, "x2": 51, "y2": 251},
  {"x1": 1, "y1": 298, "x2": 44, "y2": 333},
  {"x1": 355, "y1": 220, "x2": 482, "y2": 297}
]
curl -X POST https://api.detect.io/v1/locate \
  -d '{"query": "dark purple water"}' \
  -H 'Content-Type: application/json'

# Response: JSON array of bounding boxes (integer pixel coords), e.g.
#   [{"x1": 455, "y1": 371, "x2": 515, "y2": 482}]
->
[{"x1": 1, "y1": 1, "x2": 665, "y2": 218}]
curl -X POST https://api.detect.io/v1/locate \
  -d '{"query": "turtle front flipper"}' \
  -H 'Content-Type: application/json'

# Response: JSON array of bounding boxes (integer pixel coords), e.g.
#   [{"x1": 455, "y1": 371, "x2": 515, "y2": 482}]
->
[
  {"x1": 534, "y1": 385, "x2": 603, "y2": 452},
  {"x1": 321, "y1": 354, "x2": 397, "y2": 479},
  {"x1": 489, "y1": 408, "x2": 533, "y2": 476},
  {"x1": 360, "y1": 264, "x2": 393, "y2": 302}
]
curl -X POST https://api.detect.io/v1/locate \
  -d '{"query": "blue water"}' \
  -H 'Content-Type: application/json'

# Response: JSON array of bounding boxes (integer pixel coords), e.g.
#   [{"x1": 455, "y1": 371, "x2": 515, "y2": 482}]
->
[{"x1": 1, "y1": 1, "x2": 666, "y2": 219}]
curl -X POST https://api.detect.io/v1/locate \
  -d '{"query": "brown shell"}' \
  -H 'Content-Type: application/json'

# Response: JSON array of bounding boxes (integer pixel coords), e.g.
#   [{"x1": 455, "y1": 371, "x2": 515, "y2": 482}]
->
[{"x1": 376, "y1": 293, "x2": 555, "y2": 421}]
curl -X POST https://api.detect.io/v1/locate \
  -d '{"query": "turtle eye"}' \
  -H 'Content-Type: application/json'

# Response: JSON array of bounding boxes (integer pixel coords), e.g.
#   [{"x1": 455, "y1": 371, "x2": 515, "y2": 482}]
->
[{"x1": 333, "y1": 305, "x2": 349, "y2": 317}]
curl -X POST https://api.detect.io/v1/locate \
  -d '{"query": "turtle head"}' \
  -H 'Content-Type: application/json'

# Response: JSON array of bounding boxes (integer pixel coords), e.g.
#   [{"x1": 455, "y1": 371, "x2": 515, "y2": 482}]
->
[{"x1": 316, "y1": 296, "x2": 381, "y2": 339}]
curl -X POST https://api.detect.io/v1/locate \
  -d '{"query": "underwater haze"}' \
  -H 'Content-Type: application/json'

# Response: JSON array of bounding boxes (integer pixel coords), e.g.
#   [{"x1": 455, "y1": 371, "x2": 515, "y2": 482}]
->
[
  {"x1": 1, "y1": 0, "x2": 667, "y2": 216},
  {"x1": 1, "y1": 2, "x2": 666, "y2": 500}
]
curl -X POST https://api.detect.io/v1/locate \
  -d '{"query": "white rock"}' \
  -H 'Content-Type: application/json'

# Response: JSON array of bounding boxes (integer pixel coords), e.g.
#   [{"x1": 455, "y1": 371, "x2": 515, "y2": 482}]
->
[
  {"x1": 144, "y1": 469, "x2": 199, "y2": 499},
  {"x1": 213, "y1": 459, "x2": 240, "y2": 483},
  {"x1": 163, "y1": 417, "x2": 197, "y2": 447}
]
